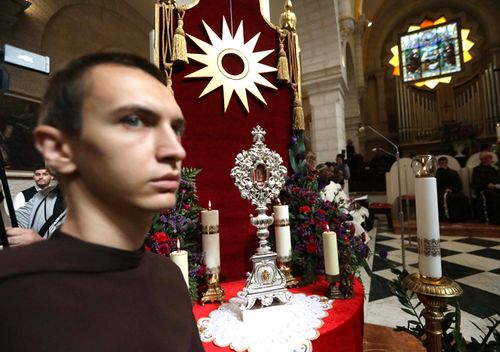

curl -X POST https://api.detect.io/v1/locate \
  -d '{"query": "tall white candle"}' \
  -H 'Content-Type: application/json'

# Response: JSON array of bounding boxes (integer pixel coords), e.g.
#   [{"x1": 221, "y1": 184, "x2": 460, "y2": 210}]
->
[
  {"x1": 415, "y1": 177, "x2": 442, "y2": 279},
  {"x1": 496, "y1": 122, "x2": 500, "y2": 141},
  {"x1": 169, "y1": 239, "x2": 189, "y2": 287},
  {"x1": 322, "y1": 229, "x2": 339, "y2": 276},
  {"x1": 273, "y1": 204, "x2": 292, "y2": 260},
  {"x1": 201, "y1": 201, "x2": 220, "y2": 270}
]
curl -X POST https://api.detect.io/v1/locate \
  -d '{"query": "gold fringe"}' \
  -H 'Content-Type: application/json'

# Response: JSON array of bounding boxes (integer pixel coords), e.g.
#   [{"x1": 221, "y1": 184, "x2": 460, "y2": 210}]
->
[
  {"x1": 277, "y1": 40, "x2": 290, "y2": 84},
  {"x1": 172, "y1": 10, "x2": 188, "y2": 64},
  {"x1": 293, "y1": 88, "x2": 305, "y2": 130}
]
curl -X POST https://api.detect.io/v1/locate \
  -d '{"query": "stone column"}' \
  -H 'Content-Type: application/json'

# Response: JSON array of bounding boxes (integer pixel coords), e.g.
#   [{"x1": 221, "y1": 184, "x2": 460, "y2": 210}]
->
[{"x1": 305, "y1": 77, "x2": 346, "y2": 164}]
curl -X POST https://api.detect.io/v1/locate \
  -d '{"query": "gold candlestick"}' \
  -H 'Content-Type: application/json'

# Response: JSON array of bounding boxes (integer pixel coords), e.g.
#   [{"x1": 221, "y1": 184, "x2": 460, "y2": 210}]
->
[
  {"x1": 403, "y1": 273, "x2": 463, "y2": 352},
  {"x1": 201, "y1": 269, "x2": 225, "y2": 305},
  {"x1": 325, "y1": 274, "x2": 342, "y2": 299},
  {"x1": 277, "y1": 260, "x2": 298, "y2": 287}
]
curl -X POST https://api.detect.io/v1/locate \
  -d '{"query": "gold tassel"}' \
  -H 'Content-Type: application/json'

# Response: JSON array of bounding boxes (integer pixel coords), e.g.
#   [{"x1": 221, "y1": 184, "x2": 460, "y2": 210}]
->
[
  {"x1": 165, "y1": 64, "x2": 174, "y2": 95},
  {"x1": 277, "y1": 41, "x2": 290, "y2": 84},
  {"x1": 293, "y1": 90, "x2": 305, "y2": 130},
  {"x1": 172, "y1": 10, "x2": 188, "y2": 64}
]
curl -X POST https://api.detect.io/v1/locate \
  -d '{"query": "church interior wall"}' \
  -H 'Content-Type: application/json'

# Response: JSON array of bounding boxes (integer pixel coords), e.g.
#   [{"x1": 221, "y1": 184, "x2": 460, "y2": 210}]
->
[
  {"x1": 0, "y1": 0, "x2": 151, "y2": 194},
  {"x1": 361, "y1": 0, "x2": 500, "y2": 157}
]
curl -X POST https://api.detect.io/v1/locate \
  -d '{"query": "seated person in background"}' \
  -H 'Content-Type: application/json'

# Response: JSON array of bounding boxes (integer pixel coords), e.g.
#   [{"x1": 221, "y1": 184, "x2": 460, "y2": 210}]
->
[
  {"x1": 6, "y1": 183, "x2": 66, "y2": 246},
  {"x1": 471, "y1": 151, "x2": 500, "y2": 224},
  {"x1": 305, "y1": 151, "x2": 317, "y2": 173},
  {"x1": 13, "y1": 167, "x2": 53, "y2": 210},
  {"x1": 435, "y1": 156, "x2": 470, "y2": 222},
  {"x1": 0, "y1": 52, "x2": 202, "y2": 351},
  {"x1": 316, "y1": 163, "x2": 333, "y2": 189}
]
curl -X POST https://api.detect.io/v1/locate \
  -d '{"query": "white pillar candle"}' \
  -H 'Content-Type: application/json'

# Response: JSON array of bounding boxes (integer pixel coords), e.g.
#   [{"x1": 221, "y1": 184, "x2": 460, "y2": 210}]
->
[
  {"x1": 201, "y1": 201, "x2": 220, "y2": 270},
  {"x1": 496, "y1": 122, "x2": 500, "y2": 141},
  {"x1": 322, "y1": 230, "x2": 339, "y2": 276},
  {"x1": 170, "y1": 240, "x2": 189, "y2": 287},
  {"x1": 273, "y1": 204, "x2": 292, "y2": 260},
  {"x1": 415, "y1": 177, "x2": 442, "y2": 279}
]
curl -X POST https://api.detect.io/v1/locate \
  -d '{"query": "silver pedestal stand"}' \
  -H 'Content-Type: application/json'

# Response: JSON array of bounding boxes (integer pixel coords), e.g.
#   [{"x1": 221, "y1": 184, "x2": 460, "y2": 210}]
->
[{"x1": 230, "y1": 126, "x2": 293, "y2": 310}]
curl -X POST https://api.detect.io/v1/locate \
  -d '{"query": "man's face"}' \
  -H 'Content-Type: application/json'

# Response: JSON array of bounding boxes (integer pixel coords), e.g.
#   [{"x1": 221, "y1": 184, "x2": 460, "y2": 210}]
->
[
  {"x1": 480, "y1": 154, "x2": 493, "y2": 166},
  {"x1": 33, "y1": 168, "x2": 52, "y2": 188},
  {"x1": 70, "y1": 64, "x2": 186, "y2": 213},
  {"x1": 438, "y1": 159, "x2": 448, "y2": 169}
]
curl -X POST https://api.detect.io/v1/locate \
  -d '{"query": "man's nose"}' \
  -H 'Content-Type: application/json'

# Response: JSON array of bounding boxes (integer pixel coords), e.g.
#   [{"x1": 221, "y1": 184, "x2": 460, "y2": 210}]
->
[{"x1": 156, "y1": 126, "x2": 186, "y2": 162}]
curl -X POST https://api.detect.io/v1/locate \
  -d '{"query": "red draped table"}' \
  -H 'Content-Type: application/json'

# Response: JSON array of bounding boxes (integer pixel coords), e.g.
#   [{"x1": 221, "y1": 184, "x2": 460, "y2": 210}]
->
[{"x1": 193, "y1": 277, "x2": 364, "y2": 352}]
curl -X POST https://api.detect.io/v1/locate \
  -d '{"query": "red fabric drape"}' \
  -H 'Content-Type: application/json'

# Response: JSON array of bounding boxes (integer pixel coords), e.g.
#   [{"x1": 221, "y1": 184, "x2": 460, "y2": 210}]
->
[
  {"x1": 172, "y1": 0, "x2": 293, "y2": 280},
  {"x1": 193, "y1": 278, "x2": 364, "y2": 352}
]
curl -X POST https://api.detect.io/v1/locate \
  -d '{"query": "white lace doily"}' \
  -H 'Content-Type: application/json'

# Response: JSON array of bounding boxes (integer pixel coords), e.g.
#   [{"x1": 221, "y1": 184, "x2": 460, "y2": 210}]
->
[{"x1": 197, "y1": 293, "x2": 333, "y2": 352}]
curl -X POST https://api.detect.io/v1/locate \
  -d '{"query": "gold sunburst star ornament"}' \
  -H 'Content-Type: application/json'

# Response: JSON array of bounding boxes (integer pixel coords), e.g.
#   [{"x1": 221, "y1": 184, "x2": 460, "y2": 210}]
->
[{"x1": 186, "y1": 17, "x2": 277, "y2": 113}]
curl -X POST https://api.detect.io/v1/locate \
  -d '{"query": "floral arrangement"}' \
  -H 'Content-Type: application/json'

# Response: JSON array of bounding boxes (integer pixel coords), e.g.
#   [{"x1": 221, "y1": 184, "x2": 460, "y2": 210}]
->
[
  {"x1": 439, "y1": 120, "x2": 478, "y2": 143},
  {"x1": 145, "y1": 168, "x2": 205, "y2": 300},
  {"x1": 277, "y1": 170, "x2": 371, "y2": 286}
]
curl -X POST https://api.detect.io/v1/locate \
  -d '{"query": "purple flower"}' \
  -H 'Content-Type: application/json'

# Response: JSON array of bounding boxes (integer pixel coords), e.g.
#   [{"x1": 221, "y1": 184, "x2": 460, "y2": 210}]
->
[
  {"x1": 291, "y1": 135, "x2": 298, "y2": 145},
  {"x1": 379, "y1": 249, "x2": 388, "y2": 259}
]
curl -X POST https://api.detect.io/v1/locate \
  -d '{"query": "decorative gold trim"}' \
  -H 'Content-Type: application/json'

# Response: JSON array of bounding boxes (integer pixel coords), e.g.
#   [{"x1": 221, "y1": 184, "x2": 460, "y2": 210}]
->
[
  {"x1": 418, "y1": 238, "x2": 441, "y2": 257},
  {"x1": 202, "y1": 224, "x2": 219, "y2": 234},
  {"x1": 274, "y1": 218, "x2": 290, "y2": 227},
  {"x1": 403, "y1": 273, "x2": 463, "y2": 297}
]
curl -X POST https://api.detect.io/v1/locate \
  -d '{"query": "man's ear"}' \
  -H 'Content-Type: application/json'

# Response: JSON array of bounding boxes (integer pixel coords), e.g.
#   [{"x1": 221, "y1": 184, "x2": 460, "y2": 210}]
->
[{"x1": 34, "y1": 125, "x2": 77, "y2": 175}]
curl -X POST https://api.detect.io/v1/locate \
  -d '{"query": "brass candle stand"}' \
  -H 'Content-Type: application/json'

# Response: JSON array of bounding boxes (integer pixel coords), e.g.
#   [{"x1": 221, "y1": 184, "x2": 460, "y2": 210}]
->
[
  {"x1": 325, "y1": 274, "x2": 342, "y2": 299},
  {"x1": 201, "y1": 269, "x2": 225, "y2": 305},
  {"x1": 403, "y1": 273, "x2": 463, "y2": 352},
  {"x1": 277, "y1": 260, "x2": 298, "y2": 287}
]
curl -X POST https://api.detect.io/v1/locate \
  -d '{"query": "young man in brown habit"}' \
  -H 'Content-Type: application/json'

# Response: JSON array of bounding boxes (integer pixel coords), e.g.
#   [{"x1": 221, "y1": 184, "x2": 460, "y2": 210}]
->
[{"x1": 0, "y1": 52, "x2": 203, "y2": 351}]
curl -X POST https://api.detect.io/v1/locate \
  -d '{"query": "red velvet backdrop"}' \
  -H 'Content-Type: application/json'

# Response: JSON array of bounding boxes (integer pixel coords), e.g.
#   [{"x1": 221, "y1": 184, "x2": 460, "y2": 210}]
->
[{"x1": 172, "y1": 0, "x2": 293, "y2": 280}]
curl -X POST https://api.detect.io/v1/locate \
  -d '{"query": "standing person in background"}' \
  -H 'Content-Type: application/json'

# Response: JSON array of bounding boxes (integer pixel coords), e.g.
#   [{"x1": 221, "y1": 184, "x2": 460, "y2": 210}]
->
[
  {"x1": 334, "y1": 153, "x2": 350, "y2": 188},
  {"x1": 6, "y1": 183, "x2": 66, "y2": 246},
  {"x1": 346, "y1": 139, "x2": 355, "y2": 166},
  {"x1": 0, "y1": 52, "x2": 203, "y2": 351},
  {"x1": 12, "y1": 167, "x2": 53, "y2": 210}
]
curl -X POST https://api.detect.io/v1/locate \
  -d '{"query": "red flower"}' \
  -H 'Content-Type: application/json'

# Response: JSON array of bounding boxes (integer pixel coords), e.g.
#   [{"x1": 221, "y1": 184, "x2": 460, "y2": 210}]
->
[
  {"x1": 292, "y1": 187, "x2": 301, "y2": 193},
  {"x1": 306, "y1": 241, "x2": 317, "y2": 254},
  {"x1": 182, "y1": 203, "x2": 192, "y2": 210},
  {"x1": 153, "y1": 231, "x2": 168, "y2": 243},
  {"x1": 316, "y1": 209, "x2": 326, "y2": 215},
  {"x1": 157, "y1": 243, "x2": 171, "y2": 255},
  {"x1": 145, "y1": 245, "x2": 152, "y2": 252},
  {"x1": 308, "y1": 175, "x2": 315, "y2": 181},
  {"x1": 299, "y1": 205, "x2": 311, "y2": 214}
]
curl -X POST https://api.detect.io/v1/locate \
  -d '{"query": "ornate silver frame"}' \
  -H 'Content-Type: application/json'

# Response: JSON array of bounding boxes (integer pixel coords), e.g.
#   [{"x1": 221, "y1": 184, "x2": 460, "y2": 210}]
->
[{"x1": 230, "y1": 126, "x2": 292, "y2": 310}]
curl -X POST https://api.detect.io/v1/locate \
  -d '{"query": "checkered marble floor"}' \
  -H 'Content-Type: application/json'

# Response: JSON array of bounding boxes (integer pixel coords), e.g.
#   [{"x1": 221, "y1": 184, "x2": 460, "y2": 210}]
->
[{"x1": 363, "y1": 221, "x2": 500, "y2": 342}]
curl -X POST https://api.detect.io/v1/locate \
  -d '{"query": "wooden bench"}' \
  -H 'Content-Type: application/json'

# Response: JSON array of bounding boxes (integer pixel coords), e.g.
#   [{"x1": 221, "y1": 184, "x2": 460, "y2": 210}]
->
[{"x1": 368, "y1": 202, "x2": 393, "y2": 229}]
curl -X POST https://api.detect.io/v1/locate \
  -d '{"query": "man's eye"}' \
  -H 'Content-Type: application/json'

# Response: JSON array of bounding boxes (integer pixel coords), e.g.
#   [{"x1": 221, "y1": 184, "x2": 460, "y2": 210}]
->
[
  {"x1": 174, "y1": 127, "x2": 184, "y2": 138},
  {"x1": 122, "y1": 116, "x2": 144, "y2": 127}
]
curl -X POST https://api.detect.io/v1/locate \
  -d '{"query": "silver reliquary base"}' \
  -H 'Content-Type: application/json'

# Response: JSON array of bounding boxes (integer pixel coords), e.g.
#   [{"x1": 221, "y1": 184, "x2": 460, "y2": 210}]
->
[{"x1": 235, "y1": 251, "x2": 292, "y2": 311}]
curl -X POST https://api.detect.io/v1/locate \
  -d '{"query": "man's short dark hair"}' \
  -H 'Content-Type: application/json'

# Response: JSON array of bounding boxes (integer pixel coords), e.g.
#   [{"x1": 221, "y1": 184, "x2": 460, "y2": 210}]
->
[
  {"x1": 438, "y1": 156, "x2": 448, "y2": 163},
  {"x1": 38, "y1": 52, "x2": 163, "y2": 136}
]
